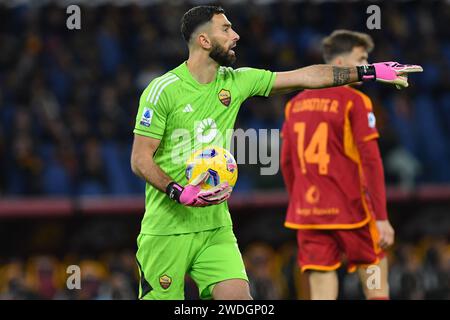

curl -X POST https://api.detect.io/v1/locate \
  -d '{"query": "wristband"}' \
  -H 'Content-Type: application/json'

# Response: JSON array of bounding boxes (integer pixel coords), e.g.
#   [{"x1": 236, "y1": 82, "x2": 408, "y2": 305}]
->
[
  {"x1": 357, "y1": 65, "x2": 376, "y2": 81},
  {"x1": 166, "y1": 182, "x2": 184, "y2": 203}
]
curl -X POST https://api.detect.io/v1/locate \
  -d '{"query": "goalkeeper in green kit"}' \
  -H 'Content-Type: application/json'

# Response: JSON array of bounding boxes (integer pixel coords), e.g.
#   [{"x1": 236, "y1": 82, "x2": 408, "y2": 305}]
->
[{"x1": 131, "y1": 6, "x2": 422, "y2": 300}]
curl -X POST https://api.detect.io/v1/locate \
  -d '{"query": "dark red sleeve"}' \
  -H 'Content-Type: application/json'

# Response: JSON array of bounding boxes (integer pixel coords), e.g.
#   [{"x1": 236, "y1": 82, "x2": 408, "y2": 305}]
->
[
  {"x1": 281, "y1": 120, "x2": 295, "y2": 196},
  {"x1": 349, "y1": 91, "x2": 387, "y2": 220},
  {"x1": 358, "y1": 136, "x2": 388, "y2": 220}
]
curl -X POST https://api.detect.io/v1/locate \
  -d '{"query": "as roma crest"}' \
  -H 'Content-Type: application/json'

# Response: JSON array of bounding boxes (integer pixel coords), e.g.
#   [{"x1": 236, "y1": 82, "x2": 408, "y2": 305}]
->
[
  {"x1": 218, "y1": 89, "x2": 231, "y2": 107},
  {"x1": 159, "y1": 274, "x2": 172, "y2": 289}
]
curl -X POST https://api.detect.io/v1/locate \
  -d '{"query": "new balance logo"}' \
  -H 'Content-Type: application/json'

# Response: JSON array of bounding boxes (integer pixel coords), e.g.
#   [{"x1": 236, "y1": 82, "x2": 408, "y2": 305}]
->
[{"x1": 183, "y1": 104, "x2": 194, "y2": 113}]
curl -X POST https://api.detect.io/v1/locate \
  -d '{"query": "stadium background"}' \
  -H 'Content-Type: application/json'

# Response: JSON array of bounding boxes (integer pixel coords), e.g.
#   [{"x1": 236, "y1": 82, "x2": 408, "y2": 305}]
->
[{"x1": 0, "y1": 0, "x2": 449, "y2": 299}]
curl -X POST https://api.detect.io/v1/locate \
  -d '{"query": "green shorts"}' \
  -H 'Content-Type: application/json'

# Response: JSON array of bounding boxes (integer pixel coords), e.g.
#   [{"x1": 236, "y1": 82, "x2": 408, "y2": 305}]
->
[{"x1": 135, "y1": 225, "x2": 248, "y2": 300}]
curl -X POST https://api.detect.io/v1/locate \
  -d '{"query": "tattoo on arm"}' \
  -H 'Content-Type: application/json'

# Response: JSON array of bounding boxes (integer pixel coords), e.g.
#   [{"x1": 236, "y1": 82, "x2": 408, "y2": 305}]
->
[{"x1": 332, "y1": 67, "x2": 351, "y2": 86}]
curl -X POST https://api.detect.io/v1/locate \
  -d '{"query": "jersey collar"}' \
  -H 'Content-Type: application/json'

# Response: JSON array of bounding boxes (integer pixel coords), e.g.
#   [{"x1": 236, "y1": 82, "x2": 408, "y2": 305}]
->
[{"x1": 172, "y1": 61, "x2": 219, "y2": 89}]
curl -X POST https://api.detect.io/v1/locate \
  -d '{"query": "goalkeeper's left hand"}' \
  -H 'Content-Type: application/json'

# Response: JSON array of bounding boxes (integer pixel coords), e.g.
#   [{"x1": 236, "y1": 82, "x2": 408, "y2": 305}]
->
[
  {"x1": 357, "y1": 62, "x2": 423, "y2": 89},
  {"x1": 166, "y1": 172, "x2": 232, "y2": 207}
]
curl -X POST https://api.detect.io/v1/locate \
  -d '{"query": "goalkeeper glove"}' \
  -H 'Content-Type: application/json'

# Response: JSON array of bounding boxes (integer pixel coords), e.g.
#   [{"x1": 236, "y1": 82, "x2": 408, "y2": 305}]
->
[
  {"x1": 166, "y1": 172, "x2": 232, "y2": 207},
  {"x1": 357, "y1": 62, "x2": 423, "y2": 89}
]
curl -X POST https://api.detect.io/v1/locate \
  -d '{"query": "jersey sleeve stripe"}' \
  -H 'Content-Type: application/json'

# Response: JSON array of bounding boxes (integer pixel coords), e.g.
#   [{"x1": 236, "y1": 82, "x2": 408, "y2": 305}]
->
[
  {"x1": 235, "y1": 67, "x2": 251, "y2": 72},
  {"x1": 149, "y1": 74, "x2": 177, "y2": 104},
  {"x1": 262, "y1": 71, "x2": 276, "y2": 97},
  {"x1": 149, "y1": 74, "x2": 177, "y2": 103},
  {"x1": 363, "y1": 132, "x2": 380, "y2": 142},
  {"x1": 284, "y1": 101, "x2": 293, "y2": 121},
  {"x1": 145, "y1": 73, "x2": 173, "y2": 102},
  {"x1": 345, "y1": 86, "x2": 373, "y2": 111},
  {"x1": 153, "y1": 77, "x2": 179, "y2": 105},
  {"x1": 146, "y1": 74, "x2": 176, "y2": 102},
  {"x1": 343, "y1": 101, "x2": 360, "y2": 164}
]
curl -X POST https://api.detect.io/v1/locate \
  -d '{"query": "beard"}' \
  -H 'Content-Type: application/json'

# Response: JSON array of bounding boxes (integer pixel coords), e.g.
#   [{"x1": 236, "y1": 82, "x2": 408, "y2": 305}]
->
[{"x1": 209, "y1": 41, "x2": 236, "y2": 67}]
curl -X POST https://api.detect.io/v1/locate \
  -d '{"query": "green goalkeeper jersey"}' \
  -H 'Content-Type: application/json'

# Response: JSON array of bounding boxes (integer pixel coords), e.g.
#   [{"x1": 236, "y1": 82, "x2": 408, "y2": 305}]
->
[{"x1": 134, "y1": 62, "x2": 276, "y2": 235}]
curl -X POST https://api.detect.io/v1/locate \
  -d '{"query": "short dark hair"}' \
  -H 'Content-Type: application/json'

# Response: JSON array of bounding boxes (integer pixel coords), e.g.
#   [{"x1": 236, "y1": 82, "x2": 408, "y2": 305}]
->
[
  {"x1": 322, "y1": 30, "x2": 374, "y2": 63},
  {"x1": 181, "y1": 5, "x2": 225, "y2": 43}
]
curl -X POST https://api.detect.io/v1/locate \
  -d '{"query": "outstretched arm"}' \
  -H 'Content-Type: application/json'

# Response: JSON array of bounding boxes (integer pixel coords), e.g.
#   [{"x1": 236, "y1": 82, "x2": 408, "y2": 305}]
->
[
  {"x1": 271, "y1": 65, "x2": 357, "y2": 95},
  {"x1": 270, "y1": 62, "x2": 423, "y2": 96}
]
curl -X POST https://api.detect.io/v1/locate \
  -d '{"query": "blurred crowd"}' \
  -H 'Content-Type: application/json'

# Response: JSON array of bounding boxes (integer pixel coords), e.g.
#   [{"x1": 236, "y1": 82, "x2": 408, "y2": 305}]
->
[
  {"x1": 0, "y1": 251, "x2": 138, "y2": 299},
  {"x1": 1, "y1": 1, "x2": 450, "y2": 196},
  {"x1": 1, "y1": 238, "x2": 448, "y2": 300}
]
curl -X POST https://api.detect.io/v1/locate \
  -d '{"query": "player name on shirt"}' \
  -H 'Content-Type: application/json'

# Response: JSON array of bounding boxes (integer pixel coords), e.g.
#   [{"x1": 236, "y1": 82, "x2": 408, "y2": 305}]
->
[{"x1": 292, "y1": 98, "x2": 339, "y2": 113}]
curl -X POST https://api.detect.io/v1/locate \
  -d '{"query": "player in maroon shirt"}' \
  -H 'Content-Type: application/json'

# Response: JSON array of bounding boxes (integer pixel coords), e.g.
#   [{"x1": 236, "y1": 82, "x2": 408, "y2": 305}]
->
[{"x1": 281, "y1": 30, "x2": 395, "y2": 299}]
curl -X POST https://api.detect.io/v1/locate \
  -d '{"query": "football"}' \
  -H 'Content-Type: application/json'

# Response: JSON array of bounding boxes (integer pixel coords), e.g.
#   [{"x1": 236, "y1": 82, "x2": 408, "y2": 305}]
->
[{"x1": 185, "y1": 146, "x2": 238, "y2": 190}]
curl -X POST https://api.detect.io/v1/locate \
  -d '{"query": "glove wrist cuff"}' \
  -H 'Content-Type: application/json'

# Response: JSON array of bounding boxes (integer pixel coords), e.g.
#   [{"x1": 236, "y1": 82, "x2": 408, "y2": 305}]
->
[
  {"x1": 357, "y1": 65, "x2": 376, "y2": 82},
  {"x1": 166, "y1": 182, "x2": 184, "y2": 203}
]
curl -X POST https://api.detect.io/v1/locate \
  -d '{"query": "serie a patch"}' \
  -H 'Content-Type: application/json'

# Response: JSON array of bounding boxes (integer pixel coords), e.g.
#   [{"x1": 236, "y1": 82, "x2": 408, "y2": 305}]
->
[
  {"x1": 368, "y1": 111, "x2": 376, "y2": 128},
  {"x1": 140, "y1": 107, "x2": 153, "y2": 127}
]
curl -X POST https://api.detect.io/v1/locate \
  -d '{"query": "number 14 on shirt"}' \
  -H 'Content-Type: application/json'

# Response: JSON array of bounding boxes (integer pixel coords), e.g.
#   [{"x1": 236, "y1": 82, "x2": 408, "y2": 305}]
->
[{"x1": 294, "y1": 122, "x2": 330, "y2": 175}]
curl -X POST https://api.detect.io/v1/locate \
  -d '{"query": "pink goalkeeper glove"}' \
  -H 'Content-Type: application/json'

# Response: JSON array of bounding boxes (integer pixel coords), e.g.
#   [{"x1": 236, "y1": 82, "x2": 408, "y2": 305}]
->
[
  {"x1": 166, "y1": 172, "x2": 232, "y2": 207},
  {"x1": 357, "y1": 62, "x2": 423, "y2": 89}
]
